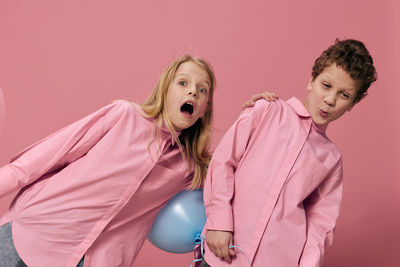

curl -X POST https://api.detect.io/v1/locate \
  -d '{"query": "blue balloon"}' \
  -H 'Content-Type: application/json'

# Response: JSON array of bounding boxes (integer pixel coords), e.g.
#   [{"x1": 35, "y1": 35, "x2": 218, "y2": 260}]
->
[{"x1": 148, "y1": 189, "x2": 206, "y2": 253}]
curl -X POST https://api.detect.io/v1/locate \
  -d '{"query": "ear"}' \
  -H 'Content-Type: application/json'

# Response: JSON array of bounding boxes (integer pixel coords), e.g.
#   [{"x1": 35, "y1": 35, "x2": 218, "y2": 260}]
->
[{"x1": 307, "y1": 77, "x2": 313, "y2": 91}]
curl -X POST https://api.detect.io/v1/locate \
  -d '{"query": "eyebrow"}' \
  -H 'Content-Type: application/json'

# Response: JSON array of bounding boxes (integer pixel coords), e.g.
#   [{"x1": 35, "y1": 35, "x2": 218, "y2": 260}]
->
[{"x1": 175, "y1": 72, "x2": 211, "y2": 87}]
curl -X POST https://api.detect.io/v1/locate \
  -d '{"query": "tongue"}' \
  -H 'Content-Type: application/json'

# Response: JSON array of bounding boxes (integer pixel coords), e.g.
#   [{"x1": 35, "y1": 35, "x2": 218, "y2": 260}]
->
[
  {"x1": 181, "y1": 103, "x2": 193, "y2": 116},
  {"x1": 181, "y1": 110, "x2": 191, "y2": 116}
]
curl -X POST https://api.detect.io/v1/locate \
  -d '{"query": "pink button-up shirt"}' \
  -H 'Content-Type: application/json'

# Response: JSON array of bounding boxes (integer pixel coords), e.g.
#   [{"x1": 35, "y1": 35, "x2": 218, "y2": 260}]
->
[
  {"x1": 0, "y1": 101, "x2": 192, "y2": 267},
  {"x1": 203, "y1": 98, "x2": 343, "y2": 267}
]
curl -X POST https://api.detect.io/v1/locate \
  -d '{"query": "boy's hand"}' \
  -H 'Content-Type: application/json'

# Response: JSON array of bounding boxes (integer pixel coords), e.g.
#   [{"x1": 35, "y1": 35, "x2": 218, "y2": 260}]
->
[
  {"x1": 242, "y1": 91, "x2": 278, "y2": 110},
  {"x1": 206, "y1": 230, "x2": 236, "y2": 263}
]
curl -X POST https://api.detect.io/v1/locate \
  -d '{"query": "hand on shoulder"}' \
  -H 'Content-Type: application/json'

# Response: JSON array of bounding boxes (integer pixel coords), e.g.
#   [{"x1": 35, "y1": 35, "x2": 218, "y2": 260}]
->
[{"x1": 242, "y1": 91, "x2": 278, "y2": 110}]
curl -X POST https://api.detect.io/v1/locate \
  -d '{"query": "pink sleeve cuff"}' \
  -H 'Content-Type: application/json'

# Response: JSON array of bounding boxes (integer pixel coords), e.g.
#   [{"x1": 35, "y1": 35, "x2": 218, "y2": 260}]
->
[
  {"x1": 0, "y1": 164, "x2": 22, "y2": 198},
  {"x1": 205, "y1": 208, "x2": 234, "y2": 232}
]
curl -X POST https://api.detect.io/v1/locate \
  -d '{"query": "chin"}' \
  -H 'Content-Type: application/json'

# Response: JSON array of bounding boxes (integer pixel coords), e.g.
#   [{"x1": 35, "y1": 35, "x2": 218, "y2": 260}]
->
[{"x1": 313, "y1": 118, "x2": 327, "y2": 126}]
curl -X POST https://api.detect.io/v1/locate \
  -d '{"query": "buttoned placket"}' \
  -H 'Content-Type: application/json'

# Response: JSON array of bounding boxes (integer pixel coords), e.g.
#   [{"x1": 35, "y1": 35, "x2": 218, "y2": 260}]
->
[
  {"x1": 246, "y1": 117, "x2": 313, "y2": 266},
  {"x1": 68, "y1": 133, "x2": 177, "y2": 267}
]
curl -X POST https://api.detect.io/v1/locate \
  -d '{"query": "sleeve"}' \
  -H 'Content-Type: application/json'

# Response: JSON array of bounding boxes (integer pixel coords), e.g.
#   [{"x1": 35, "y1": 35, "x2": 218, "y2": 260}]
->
[
  {"x1": 203, "y1": 100, "x2": 273, "y2": 232},
  {"x1": 299, "y1": 160, "x2": 343, "y2": 267},
  {"x1": 0, "y1": 101, "x2": 129, "y2": 198}
]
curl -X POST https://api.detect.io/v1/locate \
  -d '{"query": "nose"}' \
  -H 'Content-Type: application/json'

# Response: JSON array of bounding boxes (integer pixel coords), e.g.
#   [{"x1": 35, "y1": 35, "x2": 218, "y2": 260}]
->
[
  {"x1": 188, "y1": 86, "x2": 197, "y2": 98},
  {"x1": 324, "y1": 91, "x2": 337, "y2": 106}
]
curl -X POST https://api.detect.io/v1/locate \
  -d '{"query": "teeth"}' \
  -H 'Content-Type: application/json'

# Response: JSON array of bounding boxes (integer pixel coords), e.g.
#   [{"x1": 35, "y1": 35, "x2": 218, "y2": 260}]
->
[{"x1": 186, "y1": 102, "x2": 193, "y2": 106}]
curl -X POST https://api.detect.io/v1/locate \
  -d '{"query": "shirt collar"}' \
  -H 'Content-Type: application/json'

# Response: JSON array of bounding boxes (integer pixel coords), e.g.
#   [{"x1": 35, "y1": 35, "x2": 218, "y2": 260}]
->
[
  {"x1": 160, "y1": 122, "x2": 181, "y2": 146},
  {"x1": 287, "y1": 97, "x2": 328, "y2": 134},
  {"x1": 134, "y1": 103, "x2": 181, "y2": 146}
]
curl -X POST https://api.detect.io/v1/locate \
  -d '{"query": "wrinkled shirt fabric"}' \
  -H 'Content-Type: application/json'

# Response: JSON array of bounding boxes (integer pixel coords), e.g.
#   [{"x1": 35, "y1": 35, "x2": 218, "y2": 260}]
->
[
  {"x1": 203, "y1": 98, "x2": 343, "y2": 267},
  {"x1": 0, "y1": 101, "x2": 192, "y2": 267}
]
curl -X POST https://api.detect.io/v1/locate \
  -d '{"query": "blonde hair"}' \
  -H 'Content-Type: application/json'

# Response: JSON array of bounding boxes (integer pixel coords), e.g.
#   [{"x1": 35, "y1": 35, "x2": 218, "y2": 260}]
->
[{"x1": 140, "y1": 55, "x2": 215, "y2": 189}]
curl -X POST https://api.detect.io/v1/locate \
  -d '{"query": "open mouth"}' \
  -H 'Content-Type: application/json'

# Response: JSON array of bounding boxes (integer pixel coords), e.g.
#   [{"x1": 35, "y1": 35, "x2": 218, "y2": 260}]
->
[{"x1": 180, "y1": 102, "x2": 194, "y2": 116}]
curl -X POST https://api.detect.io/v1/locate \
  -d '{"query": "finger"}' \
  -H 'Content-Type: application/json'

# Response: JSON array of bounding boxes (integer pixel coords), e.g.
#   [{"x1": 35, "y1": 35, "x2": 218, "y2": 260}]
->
[
  {"x1": 247, "y1": 102, "x2": 256, "y2": 108},
  {"x1": 220, "y1": 246, "x2": 231, "y2": 263},
  {"x1": 206, "y1": 243, "x2": 218, "y2": 257},
  {"x1": 228, "y1": 238, "x2": 236, "y2": 257},
  {"x1": 229, "y1": 247, "x2": 236, "y2": 257},
  {"x1": 251, "y1": 93, "x2": 264, "y2": 101},
  {"x1": 214, "y1": 249, "x2": 222, "y2": 259},
  {"x1": 218, "y1": 247, "x2": 227, "y2": 261},
  {"x1": 208, "y1": 241, "x2": 226, "y2": 260},
  {"x1": 263, "y1": 92, "x2": 277, "y2": 97},
  {"x1": 242, "y1": 101, "x2": 255, "y2": 110},
  {"x1": 265, "y1": 93, "x2": 278, "y2": 101},
  {"x1": 270, "y1": 93, "x2": 278, "y2": 100},
  {"x1": 256, "y1": 93, "x2": 275, "y2": 102}
]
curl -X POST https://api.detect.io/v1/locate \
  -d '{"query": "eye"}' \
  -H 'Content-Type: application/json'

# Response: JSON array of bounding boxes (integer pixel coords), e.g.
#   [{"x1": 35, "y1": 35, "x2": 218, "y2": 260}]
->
[
  {"x1": 178, "y1": 81, "x2": 187, "y2": 86},
  {"x1": 341, "y1": 92, "x2": 351, "y2": 99},
  {"x1": 199, "y1": 87, "x2": 208, "y2": 94},
  {"x1": 322, "y1": 82, "x2": 331, "y2": 88}
]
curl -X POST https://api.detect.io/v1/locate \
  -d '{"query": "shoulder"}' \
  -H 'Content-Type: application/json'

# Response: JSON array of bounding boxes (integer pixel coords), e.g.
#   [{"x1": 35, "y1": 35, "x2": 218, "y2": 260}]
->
[
  {"x1": 251, "y1": 98, "x2": 291, "y2": 114},
  {"x1": 244, "y1": 99, "x2": 294, "y2": 123},
  {"x1": 242, "y1": 99, "x2": 277, "y2": 115},
  {"x1": 105, "y1": 100, "x2": 147, "y2": 117},
  {"x1": 102, "y1": 100, "x2": 150, "y2": 126},
  {"x1": 110, "y1": 100, "x2": 138, "y2": 112}
]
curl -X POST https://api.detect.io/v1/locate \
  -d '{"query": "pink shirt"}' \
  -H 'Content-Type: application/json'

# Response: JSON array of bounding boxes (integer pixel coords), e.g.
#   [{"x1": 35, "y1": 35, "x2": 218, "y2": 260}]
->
[
  {"x1": 203, "y1": 98, "x2": 343, "y2": 267},
  {"x1": 0, "y1": 101, "x2": 192, "y2": 267}
]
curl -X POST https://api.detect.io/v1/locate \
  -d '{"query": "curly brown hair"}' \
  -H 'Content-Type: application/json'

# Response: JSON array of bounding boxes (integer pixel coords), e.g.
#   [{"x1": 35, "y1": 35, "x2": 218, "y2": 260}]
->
[{"x1": 312, "y1": 39, "x2": 377, "y2": 104}]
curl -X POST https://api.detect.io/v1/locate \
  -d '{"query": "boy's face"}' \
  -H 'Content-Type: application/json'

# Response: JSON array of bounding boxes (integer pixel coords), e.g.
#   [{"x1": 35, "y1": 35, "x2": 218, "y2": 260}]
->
[
  {"x1": 303, "y1": 63, "x2": 360, "y2": 126},
  {"x1": 165, "y1": 61, "x2": 210, "y2": 131}
]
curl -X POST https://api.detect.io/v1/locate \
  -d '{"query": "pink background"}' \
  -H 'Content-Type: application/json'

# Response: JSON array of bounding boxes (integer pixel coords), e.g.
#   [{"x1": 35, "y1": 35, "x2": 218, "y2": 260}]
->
[
  {"x1": 0, "y1": 0, "x2": 399, "y2": 266},
  {"x1": 0, "y1": 86, "x2": 5, "y2": 136}
]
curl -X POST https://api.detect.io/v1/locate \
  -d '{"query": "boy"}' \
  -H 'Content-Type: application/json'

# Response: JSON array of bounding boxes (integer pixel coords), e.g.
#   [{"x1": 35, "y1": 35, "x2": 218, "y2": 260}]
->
[{"x1": 200, "y1": 39, "x2": 377, "y2": 267}]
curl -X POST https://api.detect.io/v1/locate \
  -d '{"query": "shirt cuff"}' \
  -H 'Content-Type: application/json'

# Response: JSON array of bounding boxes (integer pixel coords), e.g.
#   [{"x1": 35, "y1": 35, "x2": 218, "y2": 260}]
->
[
  {"x1": 205, "y1": 208, "x2": 234, "y2": 232},
  {"x1": 0, "y1": 164, "x2": 20, "y2": 198}
]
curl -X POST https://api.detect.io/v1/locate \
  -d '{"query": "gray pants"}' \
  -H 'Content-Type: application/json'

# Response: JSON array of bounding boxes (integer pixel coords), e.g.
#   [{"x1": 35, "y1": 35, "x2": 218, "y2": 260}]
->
[
  {"x1": 0, "y1": 222, "x2": 84, "y2": 267},
  {"x1": 199, "y1": 260, "x2": 211, "y2": 267}
]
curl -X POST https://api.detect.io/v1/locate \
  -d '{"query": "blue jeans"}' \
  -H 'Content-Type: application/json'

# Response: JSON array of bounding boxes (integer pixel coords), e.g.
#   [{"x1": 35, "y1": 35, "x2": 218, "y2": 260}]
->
[{"x1": 0, "y1": 222, "x2": 84, "y2": 267}]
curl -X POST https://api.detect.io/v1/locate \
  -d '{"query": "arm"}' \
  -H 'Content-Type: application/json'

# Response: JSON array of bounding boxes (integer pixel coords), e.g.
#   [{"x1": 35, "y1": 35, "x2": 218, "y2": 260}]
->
[
  {"x1": 204, "y1": 100, "x2": 272, "y2": 262},
  {"x1": 0, "y1": 101, "x2": 128, "y2": 198},
  {"x1": 299, "y1": 163, "x2": 343, "y2": 267}
]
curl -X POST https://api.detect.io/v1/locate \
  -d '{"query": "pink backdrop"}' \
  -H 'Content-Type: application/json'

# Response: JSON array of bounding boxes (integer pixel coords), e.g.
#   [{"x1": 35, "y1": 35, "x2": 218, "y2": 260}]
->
[{"x1": 0, "y1": 0, "x2": 399, "y2": 266}]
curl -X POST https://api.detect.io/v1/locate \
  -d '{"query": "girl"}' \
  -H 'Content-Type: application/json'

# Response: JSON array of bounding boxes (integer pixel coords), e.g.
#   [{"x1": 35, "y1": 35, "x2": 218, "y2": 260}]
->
[{"x1": 0, "y1": 55, "x2": 215, "y2": 267}]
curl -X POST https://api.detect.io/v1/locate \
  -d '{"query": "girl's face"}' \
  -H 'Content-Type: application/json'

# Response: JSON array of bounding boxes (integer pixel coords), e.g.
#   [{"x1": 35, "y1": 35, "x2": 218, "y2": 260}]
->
[
  {"x1": 165, "y1": 61, "x2": 211, "y2": 131},
  {"x1": 303, "y1": 63, "x2": 359, "y2": 126}
]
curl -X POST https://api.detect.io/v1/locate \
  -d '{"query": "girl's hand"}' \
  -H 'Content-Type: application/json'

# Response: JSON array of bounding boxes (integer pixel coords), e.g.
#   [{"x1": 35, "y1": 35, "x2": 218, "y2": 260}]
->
[
  {"x1": 206, "y1": 230, "x2": 236, "y2": 263},
  {"x1": 242, "y1": 91, "x2": 278, "y2": 110}
]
